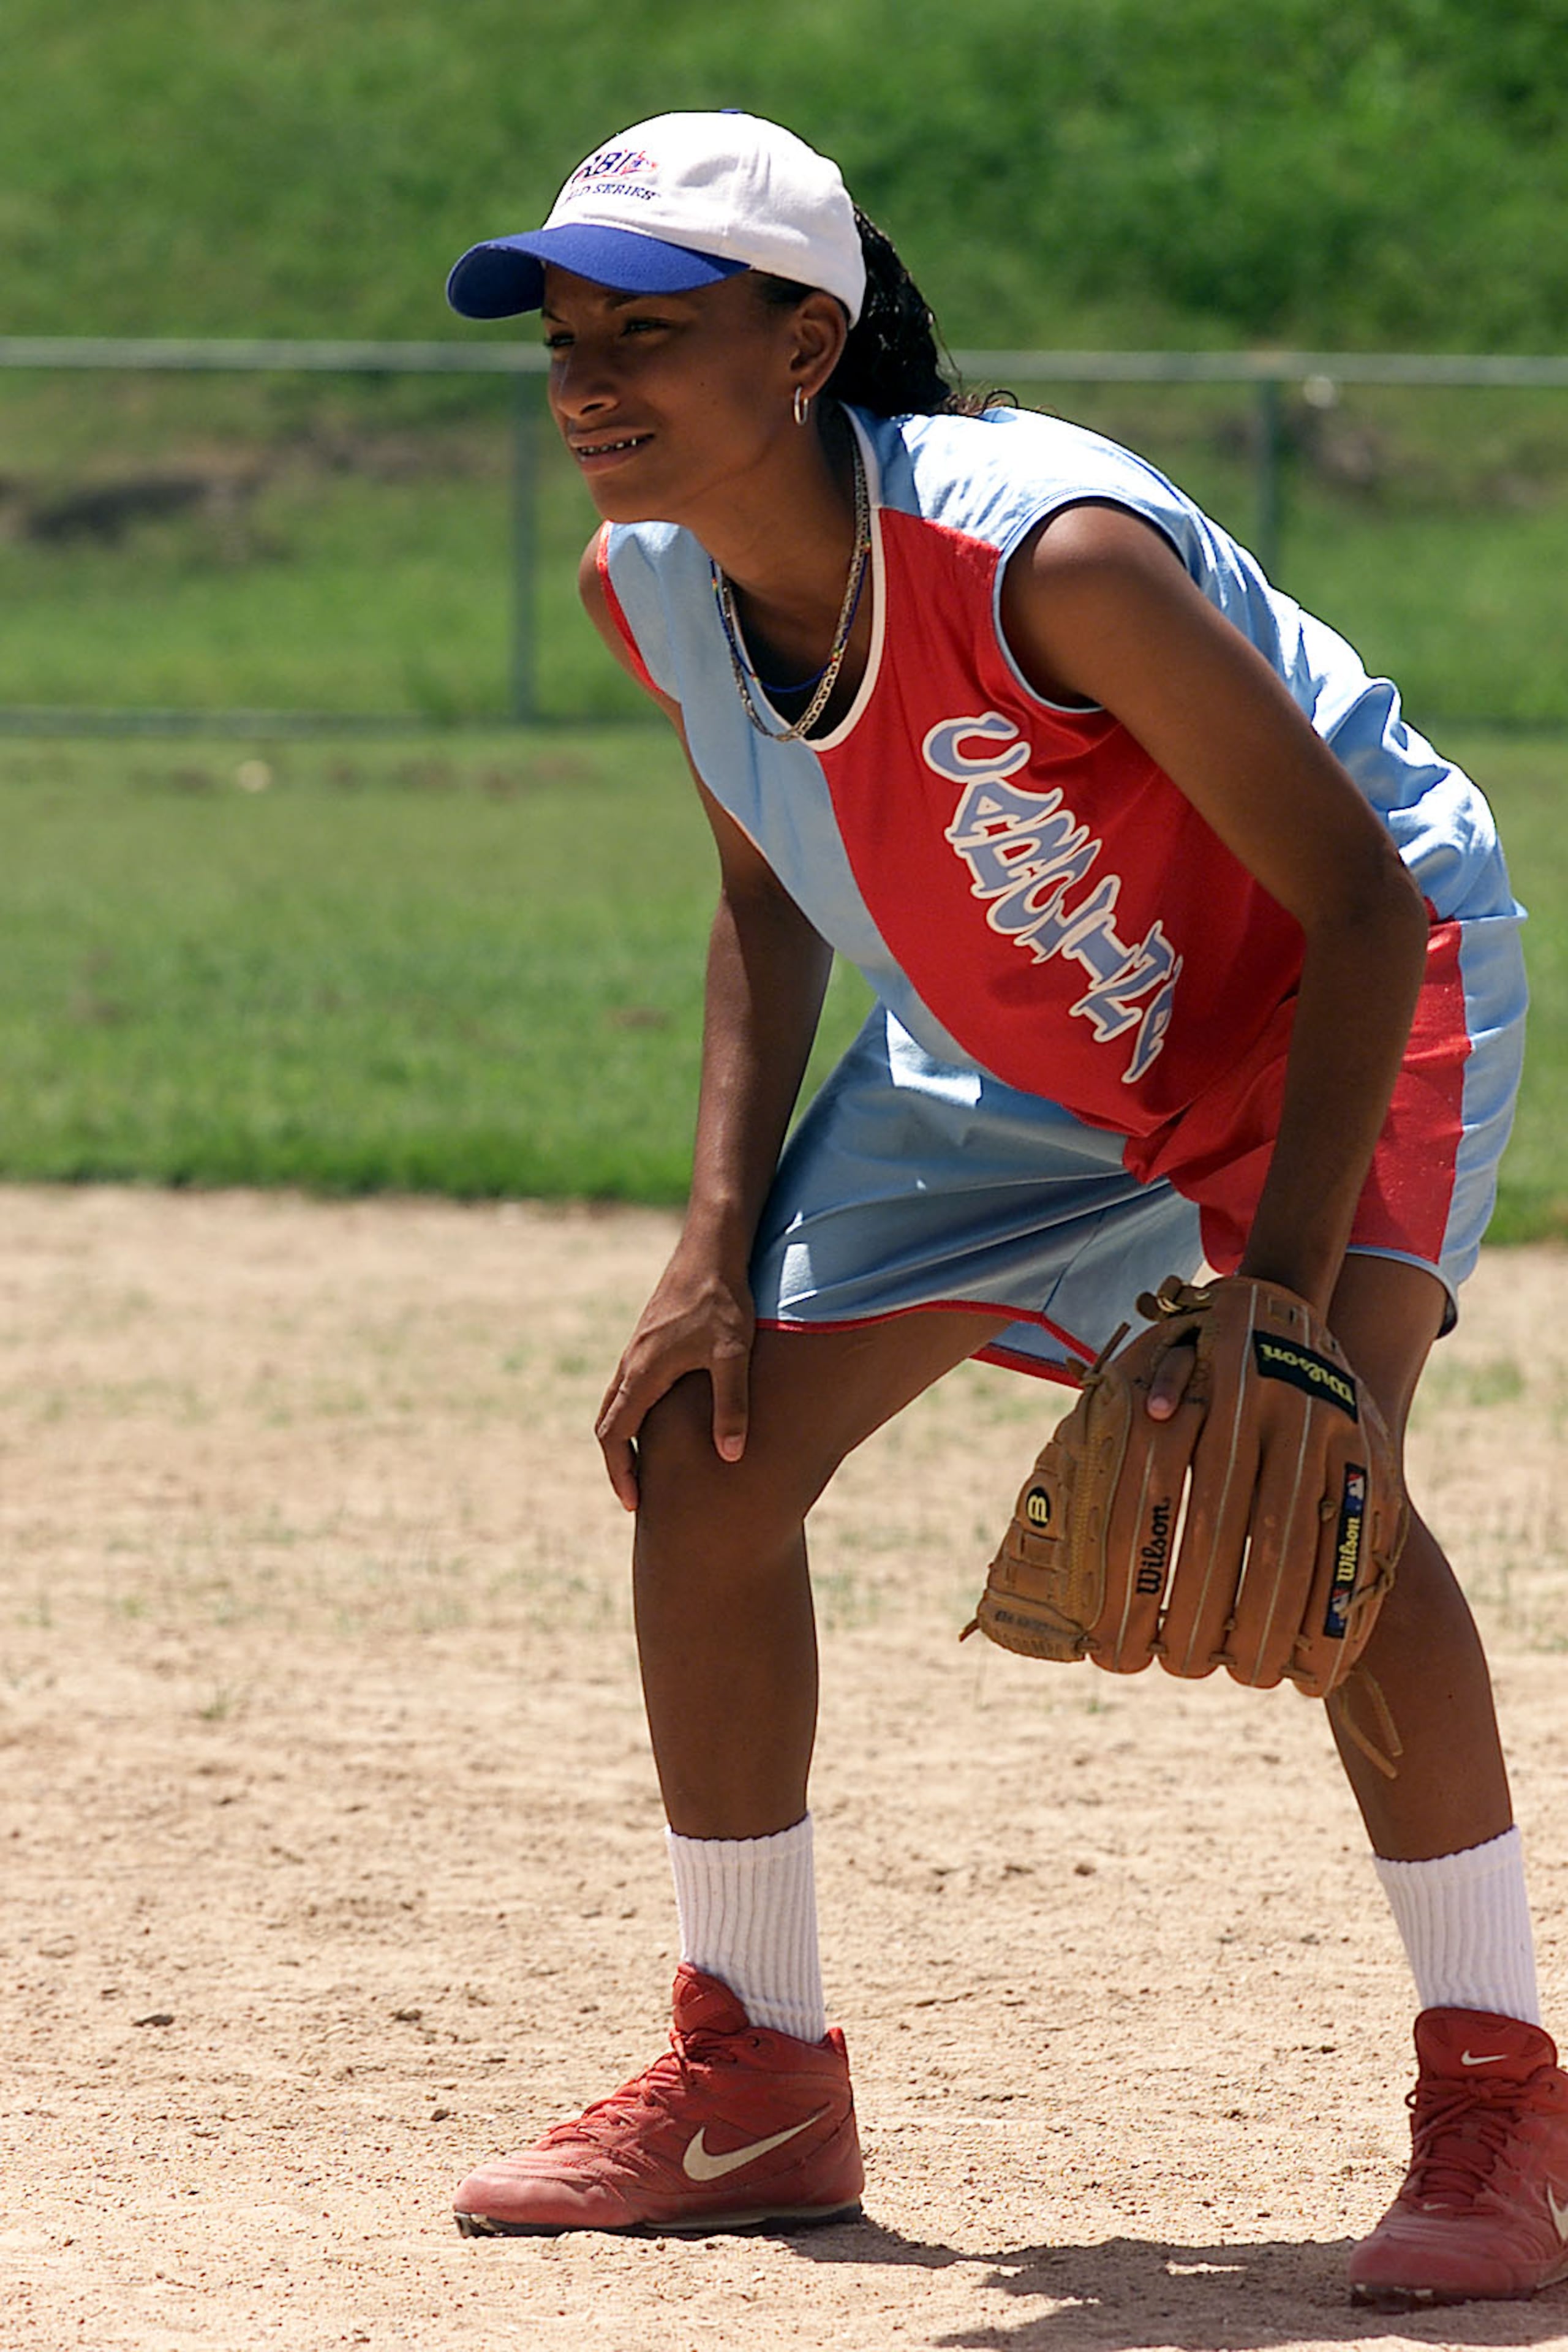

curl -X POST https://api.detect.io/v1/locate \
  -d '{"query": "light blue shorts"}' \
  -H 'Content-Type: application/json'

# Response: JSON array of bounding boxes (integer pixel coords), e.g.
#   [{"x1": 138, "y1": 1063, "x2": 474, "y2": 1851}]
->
[{"x1": 750, "y1": 918, "x2": 1526, "y2": 1385}]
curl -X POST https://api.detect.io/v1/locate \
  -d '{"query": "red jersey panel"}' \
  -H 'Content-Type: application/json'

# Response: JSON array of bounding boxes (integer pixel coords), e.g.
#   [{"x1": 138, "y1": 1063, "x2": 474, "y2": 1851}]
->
[{"x1": 815, "y1": 510, "x2": 1306, "y2": 1146}]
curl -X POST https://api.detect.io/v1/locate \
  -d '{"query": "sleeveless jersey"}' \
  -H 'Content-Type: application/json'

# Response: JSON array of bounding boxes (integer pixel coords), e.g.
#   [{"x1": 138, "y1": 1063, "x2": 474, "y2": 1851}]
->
[{"x1": 598, "y1": 405, "x2": 1517, "y2": 1183}]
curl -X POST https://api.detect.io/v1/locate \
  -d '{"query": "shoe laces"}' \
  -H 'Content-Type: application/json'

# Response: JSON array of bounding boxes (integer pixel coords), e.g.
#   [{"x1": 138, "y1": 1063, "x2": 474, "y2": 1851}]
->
[
  {"x1": 1404, "y1": 2068, "x2": 1551, "y2": 2206},
  {"x1": 535, "y1": 2026, "x2": 749, "y2": 2151}
]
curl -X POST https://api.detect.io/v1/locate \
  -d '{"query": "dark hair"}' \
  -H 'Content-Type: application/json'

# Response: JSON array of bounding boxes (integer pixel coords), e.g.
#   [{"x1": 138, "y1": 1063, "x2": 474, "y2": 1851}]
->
[{"x1": 758, "y1": 206, "x2": 988, "y2": 418}]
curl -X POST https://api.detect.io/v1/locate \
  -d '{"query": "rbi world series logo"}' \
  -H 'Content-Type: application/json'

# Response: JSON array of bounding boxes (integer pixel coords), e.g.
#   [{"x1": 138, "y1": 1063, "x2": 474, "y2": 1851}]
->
[
  {"x1": 568, "y1": 145, "x2": 655, "y2": 185},
  {"x1": 564, "y1": 146, "x2": 662, "y2": 204}
]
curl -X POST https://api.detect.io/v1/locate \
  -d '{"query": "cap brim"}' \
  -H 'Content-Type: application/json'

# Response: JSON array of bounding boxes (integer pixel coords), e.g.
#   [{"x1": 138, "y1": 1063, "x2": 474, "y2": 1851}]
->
[{"x1": 446, "y1": 225, "x2": 749, "y2": 318}]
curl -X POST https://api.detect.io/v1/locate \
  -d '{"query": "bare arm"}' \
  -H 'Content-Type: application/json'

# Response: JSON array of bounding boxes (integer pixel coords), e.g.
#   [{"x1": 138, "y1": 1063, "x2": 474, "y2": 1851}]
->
[
  {"x1": 680, "y1": 787, "x2": 835, "y2": 1288},
  {"x1": 579, "y1": 535, "x2": 833, "y2": 1506},
  {"x1": 999, "y1": 503, "x2": 1430, "y2": 1319}
]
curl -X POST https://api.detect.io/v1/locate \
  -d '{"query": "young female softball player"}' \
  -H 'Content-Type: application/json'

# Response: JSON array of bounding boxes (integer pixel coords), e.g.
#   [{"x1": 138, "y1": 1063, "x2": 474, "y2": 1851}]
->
[{"x1": 443, "y1": 113, "x2": 1565, "y2": 2307}]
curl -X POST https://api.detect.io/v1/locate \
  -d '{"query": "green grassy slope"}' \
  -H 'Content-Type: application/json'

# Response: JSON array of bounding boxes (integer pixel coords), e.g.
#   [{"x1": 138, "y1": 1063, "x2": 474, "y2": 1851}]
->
[
  {"x1": 5, "y1": 0, "x2": 1568, "y2": 351},
  {"x1": 5, "y1": 6, "x2": 1567, "y2": 729}
]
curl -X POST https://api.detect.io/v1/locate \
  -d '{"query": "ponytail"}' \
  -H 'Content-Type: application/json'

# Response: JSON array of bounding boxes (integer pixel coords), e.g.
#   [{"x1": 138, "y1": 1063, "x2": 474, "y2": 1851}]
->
[
  {"x1": 830, "y1": 209, "x2": 967, "y2": 415},
  {"x1": 757, "y1": 208, "x2": 990, "y2": 418}
]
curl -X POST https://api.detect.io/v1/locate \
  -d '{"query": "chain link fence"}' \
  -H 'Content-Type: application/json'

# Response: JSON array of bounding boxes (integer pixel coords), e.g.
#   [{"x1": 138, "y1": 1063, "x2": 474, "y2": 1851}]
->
[{"x1": 2, "y1": 339, "x2": 1566, "y2": 733}]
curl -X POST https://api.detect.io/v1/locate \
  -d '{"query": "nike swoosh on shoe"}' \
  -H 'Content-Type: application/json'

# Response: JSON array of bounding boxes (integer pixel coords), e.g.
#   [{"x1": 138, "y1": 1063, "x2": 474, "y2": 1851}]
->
[
  {"x1": 682, "y1": 2111, "x2": 827, "y2": 2183},
  {"x1": 1460, "y1": 2048, "x2": 1510, "y2": 2066},
  {"x1": 1548, "y1": 2187, "x2": 1568, "y2": 2244}
]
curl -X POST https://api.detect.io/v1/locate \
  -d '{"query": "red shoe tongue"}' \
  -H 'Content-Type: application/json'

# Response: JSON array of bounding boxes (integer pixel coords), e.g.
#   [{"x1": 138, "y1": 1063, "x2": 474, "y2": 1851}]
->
[
  {"x1": 671, "y1": 1965, "x2": 751, "y2": 2038},
  {"x1": 1415, "y1": 2007, "x2": 1553, "y2": 2083}
]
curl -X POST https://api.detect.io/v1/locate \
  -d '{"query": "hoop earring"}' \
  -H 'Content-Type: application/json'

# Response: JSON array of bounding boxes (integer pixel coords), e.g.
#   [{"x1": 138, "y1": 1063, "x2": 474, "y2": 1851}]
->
[{"x1": 793, "y1": 386, "x2": 811, "y2": 428}]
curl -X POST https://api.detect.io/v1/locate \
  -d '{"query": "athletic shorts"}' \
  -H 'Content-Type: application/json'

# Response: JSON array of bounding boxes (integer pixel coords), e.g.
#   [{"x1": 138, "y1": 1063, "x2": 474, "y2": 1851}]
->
[{"x1": 750, "y1": 910, "x2": 1527, "y2": 1384}]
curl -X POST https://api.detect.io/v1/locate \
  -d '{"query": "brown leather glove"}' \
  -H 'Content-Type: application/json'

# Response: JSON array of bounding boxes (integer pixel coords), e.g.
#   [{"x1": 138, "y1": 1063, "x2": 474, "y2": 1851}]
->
[{"x1": 965, "y1": 1275, "x2": 1408, "y2": 1698}]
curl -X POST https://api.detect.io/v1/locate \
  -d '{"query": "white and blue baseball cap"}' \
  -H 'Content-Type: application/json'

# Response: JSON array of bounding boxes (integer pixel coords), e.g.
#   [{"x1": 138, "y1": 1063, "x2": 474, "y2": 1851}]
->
[{"x1": 446, "y1": 111, "x2": 866, "y2": 325}]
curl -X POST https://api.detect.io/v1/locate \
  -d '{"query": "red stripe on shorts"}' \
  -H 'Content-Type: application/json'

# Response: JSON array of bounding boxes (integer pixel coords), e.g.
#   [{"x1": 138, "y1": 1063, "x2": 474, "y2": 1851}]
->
[
  {"x1": 1343, "y1": 914, "x2": 1469, "y2": 1266},
  {"x1": 1134, "y1": 916, "x2": 1471, "y2": 1276}
]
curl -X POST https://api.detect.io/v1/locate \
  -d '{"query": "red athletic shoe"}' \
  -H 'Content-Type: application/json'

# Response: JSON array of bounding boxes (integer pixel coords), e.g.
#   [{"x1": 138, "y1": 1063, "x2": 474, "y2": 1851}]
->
[
  {"x1": 453, "y1": 1966, "x2": 864, "y2": 2237},
  {"x1": 1349, "y1": 2008, "x2": 1568, "y2": 2308}
]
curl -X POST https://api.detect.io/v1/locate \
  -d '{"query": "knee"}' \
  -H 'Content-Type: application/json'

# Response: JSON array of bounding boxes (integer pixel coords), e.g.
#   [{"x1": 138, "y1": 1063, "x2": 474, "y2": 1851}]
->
[
  {"x1": 633, "y1": 1372, "x2": 820, "y2": 1566},
  {"x1": 635, "y1": 1370, "x2": 729, "y2": 1490}
]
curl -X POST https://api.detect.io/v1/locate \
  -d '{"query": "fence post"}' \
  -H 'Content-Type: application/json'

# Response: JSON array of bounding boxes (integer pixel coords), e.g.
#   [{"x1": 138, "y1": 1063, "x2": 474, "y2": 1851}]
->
[
  {"x1": 1253, "y1": 373, "x2": 1283, "y2": 581},
  {"x1": 510, "y1": 376, "x2": 537, "y2": 725}
]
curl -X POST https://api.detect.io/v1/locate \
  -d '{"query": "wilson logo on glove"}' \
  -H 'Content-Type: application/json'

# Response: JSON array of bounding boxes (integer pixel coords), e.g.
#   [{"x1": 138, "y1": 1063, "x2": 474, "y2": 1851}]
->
[
  {"x1": 1137, "y1": 1499, "x2": 1174, "y2": 1596},
  {"x1": 1253, "y1": 1334, "x2": 1359, "y2": 1419}
]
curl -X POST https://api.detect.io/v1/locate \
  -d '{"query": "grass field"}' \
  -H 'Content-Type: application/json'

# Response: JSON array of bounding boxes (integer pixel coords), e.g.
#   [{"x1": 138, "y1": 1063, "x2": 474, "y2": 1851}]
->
[
  {"x1": 0, "y1": 730, "x2": 867, "y2": 1202},
  {"x1": 0, "y1": 726, "x2": 1561, "y2": 1238}
]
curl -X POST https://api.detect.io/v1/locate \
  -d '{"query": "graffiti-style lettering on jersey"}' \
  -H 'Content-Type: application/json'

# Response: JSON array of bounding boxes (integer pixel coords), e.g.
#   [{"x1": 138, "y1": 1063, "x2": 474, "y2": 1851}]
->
[{"x1": 925, "y1": 712, "x2": 1182, "y2": 1085}]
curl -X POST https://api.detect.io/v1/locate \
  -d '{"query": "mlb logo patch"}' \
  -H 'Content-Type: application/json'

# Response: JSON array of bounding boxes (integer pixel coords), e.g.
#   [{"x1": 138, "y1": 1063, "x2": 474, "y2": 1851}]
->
[{"x1": 1323, "y1": 1464, "x2": 1368, "y2": 1639}]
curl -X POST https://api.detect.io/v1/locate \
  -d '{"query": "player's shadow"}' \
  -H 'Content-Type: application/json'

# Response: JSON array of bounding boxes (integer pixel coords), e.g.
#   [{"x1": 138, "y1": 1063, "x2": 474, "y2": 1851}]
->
[{"x1": 788, "y1": 2222, "x2": 1568, "y2": 2347}]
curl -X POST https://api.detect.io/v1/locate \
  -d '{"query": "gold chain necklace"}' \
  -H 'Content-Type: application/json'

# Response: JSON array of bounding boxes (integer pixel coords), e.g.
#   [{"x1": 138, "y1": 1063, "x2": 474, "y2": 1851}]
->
[{"x1": 710, "y1": 434, "x2": 871, "y2": 743}]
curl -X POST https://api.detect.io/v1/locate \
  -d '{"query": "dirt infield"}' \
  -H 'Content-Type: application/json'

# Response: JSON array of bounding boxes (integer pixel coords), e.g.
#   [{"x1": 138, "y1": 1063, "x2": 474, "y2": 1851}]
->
[{"x1": 2, "y1": 1185, "x2": 1566, "y2": 2352}]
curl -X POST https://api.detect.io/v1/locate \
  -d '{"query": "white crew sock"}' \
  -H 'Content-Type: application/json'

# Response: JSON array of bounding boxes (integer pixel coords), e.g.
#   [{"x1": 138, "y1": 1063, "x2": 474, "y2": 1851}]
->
[
  {"x1": 665, "y1": 1814, "x2": 826, "y2": 2043},
  {"x1": 1373, "y1": 1825, "x2": 1541, "y2": 2025}
]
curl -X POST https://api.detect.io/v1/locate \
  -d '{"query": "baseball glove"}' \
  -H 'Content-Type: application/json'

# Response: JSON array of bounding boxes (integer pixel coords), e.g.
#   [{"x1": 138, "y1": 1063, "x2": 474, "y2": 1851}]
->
[{"x1": 963, "y1": 1275, "x2": 1408, "y2": 1699}]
